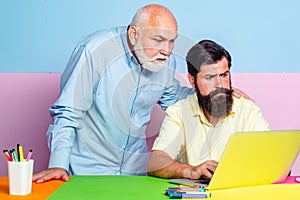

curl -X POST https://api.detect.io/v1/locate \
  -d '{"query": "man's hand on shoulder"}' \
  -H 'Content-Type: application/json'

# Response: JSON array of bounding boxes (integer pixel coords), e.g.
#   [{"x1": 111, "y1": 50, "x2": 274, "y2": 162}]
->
[{"x1": 232, "y1": 87, "x2": 253, "y2": 101}]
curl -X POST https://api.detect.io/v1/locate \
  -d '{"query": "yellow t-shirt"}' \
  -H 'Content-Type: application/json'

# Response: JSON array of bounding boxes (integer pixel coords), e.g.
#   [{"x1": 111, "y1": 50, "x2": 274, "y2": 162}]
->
[{"x1": 152, "y1": 93, "x2": 270, "y2": 166}]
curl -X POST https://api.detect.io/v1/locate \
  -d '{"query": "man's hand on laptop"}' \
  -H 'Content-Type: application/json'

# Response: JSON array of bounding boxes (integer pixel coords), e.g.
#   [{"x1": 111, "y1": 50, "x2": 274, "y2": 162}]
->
[{"x1": 185, "y1": 160, "x2": 218, "y2": 180}]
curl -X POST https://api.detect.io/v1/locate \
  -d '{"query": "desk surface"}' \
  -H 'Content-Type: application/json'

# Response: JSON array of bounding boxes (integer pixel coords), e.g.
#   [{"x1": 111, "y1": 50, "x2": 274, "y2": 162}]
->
[
  {"x1": 0, "y1": 176, "x2": 300, "y2": 199},
  {"x1": 0, "y1": 176, "x2": 64, "y2": 199},
  {"x1": 49, "y1": 176, "x2": 300, "y2": 200}
]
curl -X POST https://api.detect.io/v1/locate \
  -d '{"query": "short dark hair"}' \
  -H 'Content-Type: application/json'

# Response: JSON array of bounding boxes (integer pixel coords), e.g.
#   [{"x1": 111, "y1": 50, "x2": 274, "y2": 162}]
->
[{"x1": 186, "y1": 39, "x2": 232, "y2": 77}]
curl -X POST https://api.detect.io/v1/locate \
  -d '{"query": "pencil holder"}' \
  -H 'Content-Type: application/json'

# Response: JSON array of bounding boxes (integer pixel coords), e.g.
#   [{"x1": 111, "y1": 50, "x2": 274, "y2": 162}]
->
[{"x1": 7, "y1": 159, "x2": 34, "y2": 196}]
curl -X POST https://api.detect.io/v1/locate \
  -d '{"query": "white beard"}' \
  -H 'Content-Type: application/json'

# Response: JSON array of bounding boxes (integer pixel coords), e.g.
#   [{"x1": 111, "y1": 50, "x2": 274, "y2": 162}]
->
[{"x1": 133, "y1": 43, "x2": 168, "y2": 72}]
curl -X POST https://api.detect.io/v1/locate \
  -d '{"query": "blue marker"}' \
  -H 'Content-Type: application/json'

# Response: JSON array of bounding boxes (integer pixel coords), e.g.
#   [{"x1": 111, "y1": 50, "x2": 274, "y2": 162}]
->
[
  {"x1": 182, "y1": 193, "x2": 208, "y2": 198},
  {"x1": 169, "y1": 192, "x2": 186, "y2": 198},
  {"x1": 168, "y1": 191, "x2": 211, "y2": 199}
]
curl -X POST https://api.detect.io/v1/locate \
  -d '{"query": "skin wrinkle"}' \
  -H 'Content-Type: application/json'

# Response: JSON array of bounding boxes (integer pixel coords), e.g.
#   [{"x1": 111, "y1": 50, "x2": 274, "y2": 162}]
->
[{"x1": 129, "y1": 5, "x2": 178, "y2": 72}]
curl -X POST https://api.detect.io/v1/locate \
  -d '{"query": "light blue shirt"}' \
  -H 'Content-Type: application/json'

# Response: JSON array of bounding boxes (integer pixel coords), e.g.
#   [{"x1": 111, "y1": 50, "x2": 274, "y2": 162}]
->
[{"x1": 47, "y1": 26, "x2": 194, "y2": 175}]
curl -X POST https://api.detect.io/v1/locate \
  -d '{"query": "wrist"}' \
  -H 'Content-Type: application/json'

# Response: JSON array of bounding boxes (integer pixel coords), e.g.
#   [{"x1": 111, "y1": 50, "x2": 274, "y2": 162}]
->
[{"x1": 182, "y1": 166, "x2": 193, "y2": 179}]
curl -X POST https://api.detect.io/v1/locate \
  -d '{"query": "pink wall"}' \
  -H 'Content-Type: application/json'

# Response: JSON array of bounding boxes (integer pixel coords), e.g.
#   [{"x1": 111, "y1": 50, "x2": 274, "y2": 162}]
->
[
  {"x1": 0, "y1": 73, "x2": 60, "y2": 176},
  {"x1": 0, "y1": 73, "x2": 299, "y2": 176}
]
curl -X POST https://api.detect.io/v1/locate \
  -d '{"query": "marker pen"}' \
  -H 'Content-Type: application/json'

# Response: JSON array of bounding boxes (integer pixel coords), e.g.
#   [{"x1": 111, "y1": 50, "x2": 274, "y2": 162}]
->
[
  {"x1": 3, "y1": 150, "x2": 12, "y2": 161},
  {"x1": 182, "y1": 193, "x2": 210, "y2": 198},
  {"x1": 19, "y1": 145, "x2": 24, "y2": 162},
  {"x1": 10, "y1": 150, "x2": 15, "y2": 162},
  {"x1": 168, "y1": 191, "x2": 211, "y2": 198},
  {"x1": 17, "y1": 144, "x2": 20, "y2": 161},
  {"x1": 12, "y1": 149, "x2": 18, "y2": 162},
  {"x1": 26, "y1": 149, "x2": 33, "y2": 161},
  {"x1": 168, "y1": 187, "x2": 206, "y2": 191}
]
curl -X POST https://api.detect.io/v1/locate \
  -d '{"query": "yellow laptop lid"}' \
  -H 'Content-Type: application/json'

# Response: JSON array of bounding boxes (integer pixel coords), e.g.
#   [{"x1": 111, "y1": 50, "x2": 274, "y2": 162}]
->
[{"x1": 207, "y1": 130, "x2": 300, "y2": 190}]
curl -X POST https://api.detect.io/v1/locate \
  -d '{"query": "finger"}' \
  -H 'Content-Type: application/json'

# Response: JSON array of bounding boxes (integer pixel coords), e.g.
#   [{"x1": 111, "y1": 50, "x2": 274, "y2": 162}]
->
[
  {"x1": 202, "y1": 168, "x2": 214, "y2": 179},
  {"x1": 238, "y1": 91, "x2": 251, "y2": 100},
  {"x1": 61, "y1": 174, "x2": 69, "y2": 182},
  {"x1": 54, "y1": 172, "x2": 68, "y2": 180},
  {"x1": 232, "y1": 87, "x2": 254, "y2": 102},
  {"x1": 207, "y1": 161, "x2": 218, "y2": 173},
  {"x1": 200, "y1": 161, "x2": 218, "y2": 179},
  {"x1": 232, "y1": 88, "x2": 242, "y2": 98},
  {"x1": 36, "y1": 172, "x2": 58, "y2": 183},
  {"x1": 32, "y1": 170, "x2": 48, "y2": 182},
  {"x1": 35, "y1": 176, "x2": 49, "y2": 183},
  {"x1": 36, "y1": 173, "x2": 58, "y2": 183},
  {"x1": 34, "y1": 171, "x2": 59, "y2": 183},
  {"x1": 32, "y1": 174, "x2": 40, "y2": 182}
]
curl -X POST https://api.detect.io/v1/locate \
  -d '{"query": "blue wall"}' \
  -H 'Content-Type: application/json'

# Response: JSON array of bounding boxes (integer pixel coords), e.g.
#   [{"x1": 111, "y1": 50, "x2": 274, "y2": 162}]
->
[{"x1": 1, "y1": 0, "x2": 300, "y2": 72}]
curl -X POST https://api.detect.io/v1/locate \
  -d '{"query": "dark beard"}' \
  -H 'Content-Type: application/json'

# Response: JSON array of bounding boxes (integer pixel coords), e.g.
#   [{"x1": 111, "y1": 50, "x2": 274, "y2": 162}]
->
[{"x1": 196, "y1": 88, "x2": 233, "y2": 118}]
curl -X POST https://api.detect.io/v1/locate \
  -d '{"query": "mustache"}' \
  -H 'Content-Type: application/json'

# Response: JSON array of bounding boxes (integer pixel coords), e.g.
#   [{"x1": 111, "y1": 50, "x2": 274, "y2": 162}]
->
[
  {"x1": 149, "y1": 55, "x2": 168, "y2": 62},
  {"x1": 209, "y1": 88, "x2": 233, "y2": 97}
]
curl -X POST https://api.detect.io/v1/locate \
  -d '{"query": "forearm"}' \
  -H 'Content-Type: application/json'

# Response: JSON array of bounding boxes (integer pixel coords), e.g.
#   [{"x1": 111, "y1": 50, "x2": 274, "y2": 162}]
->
[
  {"x1": 159, "y1": 79, "x2": 195, "y2": 110},
  {"x1": 47, "y1": 106, "x2": 80, "y2": 170},
  {"x1": 147, "y1": 150, "x2": 192, "y2": 179}
]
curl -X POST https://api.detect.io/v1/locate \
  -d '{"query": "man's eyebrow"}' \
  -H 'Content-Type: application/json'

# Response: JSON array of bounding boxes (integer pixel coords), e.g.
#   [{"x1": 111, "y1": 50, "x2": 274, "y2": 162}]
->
[
  {"x1": 220, "y1": 70, "x2": 230, "y2": 75},
  {"x1": 155, "y1": 35, "x2": 163, "y2": 38},
  {"x1": 153, "y1": 35, "x2": 167, "y2": 40},
  {"x1": 153, "y1": 34, "x2": 178, "y2": 41},
  {"x1": 203, "y1": 73, "x2": 217, "y2": 78}
]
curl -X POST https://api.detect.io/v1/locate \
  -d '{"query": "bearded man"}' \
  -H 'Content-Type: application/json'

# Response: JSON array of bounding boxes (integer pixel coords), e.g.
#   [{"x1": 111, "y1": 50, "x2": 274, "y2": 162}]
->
[{"x1": 148, "y1": 39, "x2": 270, "y2": 180}]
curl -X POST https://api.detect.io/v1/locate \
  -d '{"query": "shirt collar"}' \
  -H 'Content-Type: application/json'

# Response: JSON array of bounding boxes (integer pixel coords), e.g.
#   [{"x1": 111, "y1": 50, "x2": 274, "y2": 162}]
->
[{"x1": 120, "y1": 25, "x2": 139, "y2": 68}]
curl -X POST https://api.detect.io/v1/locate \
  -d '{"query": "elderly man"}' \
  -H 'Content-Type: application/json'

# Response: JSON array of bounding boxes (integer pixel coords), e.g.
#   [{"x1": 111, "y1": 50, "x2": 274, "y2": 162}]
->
[{"x1": 33, "y1": 5, "x2": 249, "y2": 183}]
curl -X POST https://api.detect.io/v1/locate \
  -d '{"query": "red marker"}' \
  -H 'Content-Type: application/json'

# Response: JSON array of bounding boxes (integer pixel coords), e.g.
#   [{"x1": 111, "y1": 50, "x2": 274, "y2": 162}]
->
[{"x1": 3, "y1": 150, "x2": 12, "y2": 161}]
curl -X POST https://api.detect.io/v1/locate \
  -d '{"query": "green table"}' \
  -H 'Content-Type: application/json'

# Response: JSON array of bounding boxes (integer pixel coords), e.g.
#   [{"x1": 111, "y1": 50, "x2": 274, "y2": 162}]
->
[
  {"x1": 48, "y1": 176, "x2": 175, "y2": 199},
  {"x1": 47, "y1": 175, "x2": 300, "y2": 200}
]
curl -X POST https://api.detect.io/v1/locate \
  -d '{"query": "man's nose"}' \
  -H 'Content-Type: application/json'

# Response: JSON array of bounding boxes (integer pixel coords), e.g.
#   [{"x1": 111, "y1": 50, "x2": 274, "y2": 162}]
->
[
  {"x1": 214, "y1": 76, "x2": 224, "y2": 88},
  {"x1": 159, "y1": 42, "x2": 173, "y2": 56}
]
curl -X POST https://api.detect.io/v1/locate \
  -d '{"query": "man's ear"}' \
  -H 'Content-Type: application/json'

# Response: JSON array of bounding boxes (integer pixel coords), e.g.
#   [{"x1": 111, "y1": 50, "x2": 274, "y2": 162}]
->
[
  {"x1": 128, "y1": 26, "x2": 138, "y2": 46},
  {"x1": 188, "y1": 74, "x2": 196, "y2": 88}
]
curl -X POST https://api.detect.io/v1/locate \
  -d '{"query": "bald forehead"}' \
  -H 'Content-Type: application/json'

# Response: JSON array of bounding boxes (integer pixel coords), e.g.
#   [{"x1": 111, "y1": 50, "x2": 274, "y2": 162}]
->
[{"x1": 131, "y1": 4, "x2": 178, "y2": 31}]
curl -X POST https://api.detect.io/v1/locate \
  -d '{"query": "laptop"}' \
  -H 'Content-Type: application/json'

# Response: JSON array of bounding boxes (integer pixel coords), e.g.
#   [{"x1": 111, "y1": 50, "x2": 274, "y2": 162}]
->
[{"x1": 169, "y1": 130, "x2": 300, "y2": 190}]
